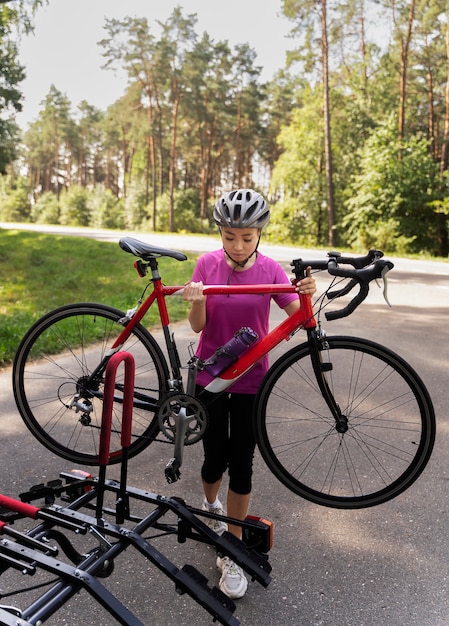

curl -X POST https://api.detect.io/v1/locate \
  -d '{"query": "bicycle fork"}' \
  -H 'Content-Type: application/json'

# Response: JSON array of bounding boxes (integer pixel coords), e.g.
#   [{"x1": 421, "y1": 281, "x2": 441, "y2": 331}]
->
[{"x1": 307, "y1": 328, "x2": 348, "y2": 433}]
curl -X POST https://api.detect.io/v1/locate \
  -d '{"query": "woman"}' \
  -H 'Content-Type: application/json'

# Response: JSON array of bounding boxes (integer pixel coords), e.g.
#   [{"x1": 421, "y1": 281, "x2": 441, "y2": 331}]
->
[{"x1": 183, "y1": 189, "x2": 316, "y2": 599}]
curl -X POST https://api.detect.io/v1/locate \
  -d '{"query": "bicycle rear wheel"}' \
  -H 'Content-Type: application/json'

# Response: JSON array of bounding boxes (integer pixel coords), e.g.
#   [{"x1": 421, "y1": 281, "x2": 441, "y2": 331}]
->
[
  {"x1": 13, "y1": 303, "x2": 169, "y2": 465},
  {"x1": 254, "y1": 336, "x2": 435, "y2": 509}
]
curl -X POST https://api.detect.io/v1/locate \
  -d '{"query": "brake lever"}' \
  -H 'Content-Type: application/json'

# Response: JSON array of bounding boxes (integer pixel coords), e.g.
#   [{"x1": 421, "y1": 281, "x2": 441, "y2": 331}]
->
[{"x1": 377, "y1": 263, "x2": 392, "y2": 307}]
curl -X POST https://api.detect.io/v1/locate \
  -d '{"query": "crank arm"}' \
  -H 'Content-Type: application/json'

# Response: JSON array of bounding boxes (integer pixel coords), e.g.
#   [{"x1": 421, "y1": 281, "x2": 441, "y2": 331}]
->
[{"x1": 164, "y1": 407, "x2": 189, "y2": 484}]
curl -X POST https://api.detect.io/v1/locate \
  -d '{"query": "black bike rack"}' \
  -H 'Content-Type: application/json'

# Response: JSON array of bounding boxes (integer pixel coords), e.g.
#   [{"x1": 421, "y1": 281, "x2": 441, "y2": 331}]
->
[{"x1": 0, "y1": 353, "x2": 272, "y2": 625}]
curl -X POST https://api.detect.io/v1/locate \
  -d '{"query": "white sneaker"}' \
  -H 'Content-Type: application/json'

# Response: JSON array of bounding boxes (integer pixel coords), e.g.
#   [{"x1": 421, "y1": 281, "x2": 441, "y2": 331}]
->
[
  {"x1": 201, "y1": 499, "x2": 228, "y2": 536},
  {"x1": 216, "y1": 556, "x2": 248, "y2": 599}
]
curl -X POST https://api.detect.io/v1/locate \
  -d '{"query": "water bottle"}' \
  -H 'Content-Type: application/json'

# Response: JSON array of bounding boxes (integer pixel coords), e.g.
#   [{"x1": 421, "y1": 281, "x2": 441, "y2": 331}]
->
[{"x1": 203, "y1": 327, "x2": 259, "y2": 376}]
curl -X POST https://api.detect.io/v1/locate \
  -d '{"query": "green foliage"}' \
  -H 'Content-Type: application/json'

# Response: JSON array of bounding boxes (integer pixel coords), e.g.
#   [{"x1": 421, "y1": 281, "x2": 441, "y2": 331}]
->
[
  {"x1": 23, "y1": 85, "x2": 78, "y2": 197},
  {"x1": 347, "y1": 218, "x2": 417, "y2": 257},
  {"x1": 89, "y1": 186, "x2": 125, "y2": 230},
  {"x1": 36, "y1": 184, "x2": 126, "y2": 230},
  {"x1": 0, "y1": 3, "x2": 24, "y2": 172},
  {"x1": 430, "y1": 174, "x2": 449, "y2": 217},
  {"x1": 0, "y1": 1, "x2": 48, "y2": 172},
  {"x1": 153, "y1": 189, "x2": 214, "y2": 233},
  {"x1": 265, "y1": 197, "x2": 321, "y2": 248},
  {"x1": 0, "y1": 229, "x2": 196, "y2": 367},
  {"x1": 0, "y1": 118, "x2": 21, "y2": 175},
  {"x1": 343, "y1": 117, "x2": 442, "y2": 254},
  {"x1": 0, "y1": 175, "x2": 31, "y2": 221},
  {"x1": 31, "y1": 190, "x2": 59, "y2": 223},
  {"x1": 123, "y1": 182, "x2": 150, "y2": 230},
  {"x1": 269, "y1": 87, "x2": 329, "y2": 245},
  {"x1": 59, "y1": 185, "x2": 90, "y2": 226}
]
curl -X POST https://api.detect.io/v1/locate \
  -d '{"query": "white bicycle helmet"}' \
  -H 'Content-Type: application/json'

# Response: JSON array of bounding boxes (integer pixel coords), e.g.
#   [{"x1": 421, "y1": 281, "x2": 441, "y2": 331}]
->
[{"x1": 213, "y1": 189, "x2": 270, "y2": 229}]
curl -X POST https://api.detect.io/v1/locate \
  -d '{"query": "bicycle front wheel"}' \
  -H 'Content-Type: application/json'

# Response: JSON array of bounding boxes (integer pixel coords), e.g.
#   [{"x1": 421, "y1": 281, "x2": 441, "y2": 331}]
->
[
  {"x1": 13, "y1": 303, "x2": 169, "y2": 465},
  {"x1": 254, "y1": 336, "x2": 435, "y2": 509}
]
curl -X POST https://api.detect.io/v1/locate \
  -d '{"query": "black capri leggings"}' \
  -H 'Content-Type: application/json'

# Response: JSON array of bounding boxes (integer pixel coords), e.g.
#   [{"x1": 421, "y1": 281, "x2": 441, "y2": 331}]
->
[{"x1": 200, "y1": 391, "x2": 256, "y2": 495}]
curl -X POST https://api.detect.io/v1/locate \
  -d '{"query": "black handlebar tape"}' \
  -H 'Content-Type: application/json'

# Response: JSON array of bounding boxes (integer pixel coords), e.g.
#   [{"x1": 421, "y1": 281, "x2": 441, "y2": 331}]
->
[{"x1": 325, "y1": 260, "x2": 394, "y2": 321}]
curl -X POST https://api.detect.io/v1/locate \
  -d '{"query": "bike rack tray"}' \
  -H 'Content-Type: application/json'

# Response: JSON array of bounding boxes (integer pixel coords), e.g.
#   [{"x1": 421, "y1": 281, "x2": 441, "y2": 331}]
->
[
  {"x1": 0, "y1": 480, "x2": 272, "y2": 625},
  {"x1": 0, "y1": 352, "x2": 273, "y2": 625}
]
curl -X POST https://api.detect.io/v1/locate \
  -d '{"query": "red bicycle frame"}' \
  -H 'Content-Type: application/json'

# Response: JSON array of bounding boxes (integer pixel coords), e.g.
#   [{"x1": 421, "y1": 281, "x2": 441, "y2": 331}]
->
[{"x1": 109, "y1": 278, "x2": 316, "y2": 394}]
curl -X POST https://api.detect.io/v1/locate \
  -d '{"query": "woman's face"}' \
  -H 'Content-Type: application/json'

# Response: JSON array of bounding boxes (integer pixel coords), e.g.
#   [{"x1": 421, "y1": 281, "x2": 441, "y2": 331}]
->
[{"x1": 220, "y1": 227, "x2": 260, "y2": 264}]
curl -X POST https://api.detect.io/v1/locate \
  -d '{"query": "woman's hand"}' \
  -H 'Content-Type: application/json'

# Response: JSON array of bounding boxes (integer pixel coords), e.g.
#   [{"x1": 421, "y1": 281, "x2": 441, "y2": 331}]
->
[
  {"x1": 292, "y1": 266, "x2": 316, "y2": 296},
  {"x1": 182, "y1": 280, "x2": 206, "y2": 303},
  {"x1": 183, "y1": 281, "x2": 207, "y2": 332}
]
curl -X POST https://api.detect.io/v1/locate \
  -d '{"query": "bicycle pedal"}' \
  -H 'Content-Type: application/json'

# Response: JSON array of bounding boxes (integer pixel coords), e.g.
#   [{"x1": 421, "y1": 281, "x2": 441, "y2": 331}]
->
[{"x1": 165, "y1": 458, "x2": 181, "y2": 484}]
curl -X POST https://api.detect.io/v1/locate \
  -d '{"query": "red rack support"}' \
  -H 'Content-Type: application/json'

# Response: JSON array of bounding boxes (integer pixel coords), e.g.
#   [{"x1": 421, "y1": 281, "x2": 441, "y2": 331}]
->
[{"x1": 96, "y1": 351, "x2": 135, "y2": 521}]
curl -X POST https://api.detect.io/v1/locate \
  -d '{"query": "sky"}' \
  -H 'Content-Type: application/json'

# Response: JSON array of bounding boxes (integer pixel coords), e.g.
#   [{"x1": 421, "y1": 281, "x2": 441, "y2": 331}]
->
[{"x1": 17, "y1": 0, "x2": 293, "y2": 128}]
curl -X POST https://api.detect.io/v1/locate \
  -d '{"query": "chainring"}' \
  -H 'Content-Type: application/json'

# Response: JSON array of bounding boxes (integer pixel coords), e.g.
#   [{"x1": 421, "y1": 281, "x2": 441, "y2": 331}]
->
[{"x1": 157, "y1": 393, "x2": 208, "y2": 445}]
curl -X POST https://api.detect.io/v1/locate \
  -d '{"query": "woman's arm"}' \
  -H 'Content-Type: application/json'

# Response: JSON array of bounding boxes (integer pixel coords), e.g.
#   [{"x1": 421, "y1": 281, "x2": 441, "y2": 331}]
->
[{"x1": 183, "y1": 281, "x2": 207, "y2": 333}]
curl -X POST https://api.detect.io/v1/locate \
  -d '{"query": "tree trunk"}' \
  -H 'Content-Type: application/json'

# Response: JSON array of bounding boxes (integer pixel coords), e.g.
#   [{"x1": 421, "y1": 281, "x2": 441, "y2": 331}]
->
[
  {"x1": 426, "y1": 56, "x2": 436, "y2": 160},
  {"x1": 321, "y1": 0, "x2": 336, "y2": 246},
  {"x1": 145, "y1": 105, "x2": 157, "y2": 231},
  {"x1": 200, "y1": 122, "x2": 214, "y2": 219},
  {"x1": 438, "y1": 18, "x2": 449, "y2": 257},
  {"x1": 121, "y1": 128, "x2": 128, "y2": 199},
  {"x1": 168, "y1": 91, "x2": 180, "y2": 232},
  {"x1": 397, "y1": 0, "x2": 415, "y2": 143},
  {"x1": 234, "y1": 93, "x2": 242, "y2": 188},
  {"x1": 440, "y1": 20, "x2": 449, "y2": 174}
]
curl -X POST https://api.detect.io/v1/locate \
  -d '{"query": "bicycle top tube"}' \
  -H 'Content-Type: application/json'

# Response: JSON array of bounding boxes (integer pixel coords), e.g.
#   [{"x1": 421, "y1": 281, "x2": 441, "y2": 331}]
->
[{"x1": 169, "y1": 284, "x2": 302, "y2": 296}]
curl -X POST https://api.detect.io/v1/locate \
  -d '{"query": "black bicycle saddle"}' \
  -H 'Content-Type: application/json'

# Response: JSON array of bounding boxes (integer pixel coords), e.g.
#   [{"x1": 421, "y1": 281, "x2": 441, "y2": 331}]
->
[{"x1": 119, "y1": 237, "x2": 187, "y2": 261}]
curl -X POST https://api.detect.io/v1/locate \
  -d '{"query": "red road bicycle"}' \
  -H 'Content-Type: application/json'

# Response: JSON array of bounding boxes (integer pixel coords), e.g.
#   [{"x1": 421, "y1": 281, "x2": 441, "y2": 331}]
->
[{"x1": 12, "y1": 237, "x2": 436, "y2": 510}]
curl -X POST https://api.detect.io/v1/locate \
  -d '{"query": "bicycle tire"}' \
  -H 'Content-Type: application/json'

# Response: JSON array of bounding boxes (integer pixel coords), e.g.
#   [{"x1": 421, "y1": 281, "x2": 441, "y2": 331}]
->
[
  {"x1": 254, "y1": 336, "x2": 435, "y2": 509},
  {"x1": 13, "y1": 303, "x2": 169, "y2": 465}
]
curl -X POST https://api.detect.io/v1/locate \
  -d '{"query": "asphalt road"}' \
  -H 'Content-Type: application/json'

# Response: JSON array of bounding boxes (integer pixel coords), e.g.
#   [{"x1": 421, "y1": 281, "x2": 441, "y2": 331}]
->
[{"x1": 0, "y1": 223, "x2": 448, "y2": 625}]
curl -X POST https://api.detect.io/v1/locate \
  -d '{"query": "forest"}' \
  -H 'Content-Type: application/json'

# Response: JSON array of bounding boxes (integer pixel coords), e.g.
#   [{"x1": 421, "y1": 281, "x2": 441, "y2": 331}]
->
[{"x1": 0, "y1": 0, "x2": 448, "y2": 257}]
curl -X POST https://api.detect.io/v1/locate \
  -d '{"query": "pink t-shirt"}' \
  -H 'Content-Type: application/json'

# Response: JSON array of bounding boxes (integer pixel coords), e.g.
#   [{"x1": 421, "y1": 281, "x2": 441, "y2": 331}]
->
[{"x1": 191, "y1": 248, "x2": 298, "y2": 393}]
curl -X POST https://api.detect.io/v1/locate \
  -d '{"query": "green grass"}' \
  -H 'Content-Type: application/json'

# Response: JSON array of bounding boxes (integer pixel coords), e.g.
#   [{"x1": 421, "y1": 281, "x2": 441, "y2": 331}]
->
[{"x1": 0, "y1": 229, "x2": 197, "y2": 367}]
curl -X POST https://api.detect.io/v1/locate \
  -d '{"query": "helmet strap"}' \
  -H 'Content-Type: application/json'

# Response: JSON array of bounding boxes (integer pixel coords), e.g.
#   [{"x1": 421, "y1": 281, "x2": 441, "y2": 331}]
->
[
  {"x1": 224, "y1": 248, "x2": 256, "y2": 268},
  {"x1": 223, "y1": 235, "x2": 261, "y2": 268}
]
